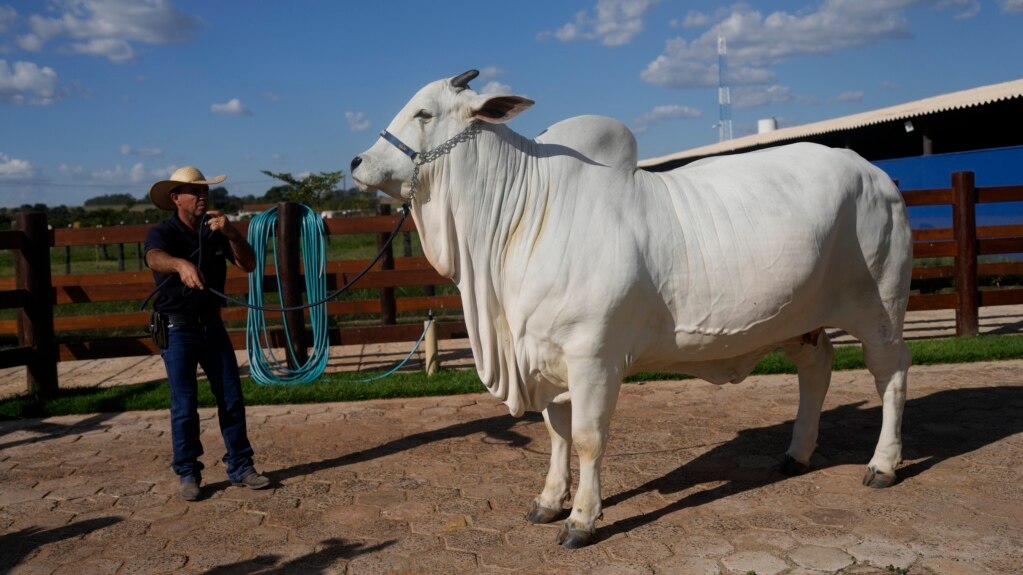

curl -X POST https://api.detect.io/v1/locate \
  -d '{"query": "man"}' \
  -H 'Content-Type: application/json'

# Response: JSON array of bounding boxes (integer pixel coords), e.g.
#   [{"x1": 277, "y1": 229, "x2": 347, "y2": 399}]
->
[{"x1": 145, "y1": 165, "x2": 270, "y2": 501}]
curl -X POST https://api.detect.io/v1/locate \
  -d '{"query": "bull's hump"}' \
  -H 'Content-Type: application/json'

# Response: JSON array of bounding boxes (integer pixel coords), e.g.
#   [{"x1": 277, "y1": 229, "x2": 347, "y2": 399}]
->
[{"x1": 535, "y1": 115, "x2": 638, "y2": 171}]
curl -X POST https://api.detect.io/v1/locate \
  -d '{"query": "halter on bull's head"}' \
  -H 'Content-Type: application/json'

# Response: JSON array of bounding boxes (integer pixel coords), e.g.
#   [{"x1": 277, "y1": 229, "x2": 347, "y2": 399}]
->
[{"x1": 350, "y1": 69, "x2": 534, "y2": 201}]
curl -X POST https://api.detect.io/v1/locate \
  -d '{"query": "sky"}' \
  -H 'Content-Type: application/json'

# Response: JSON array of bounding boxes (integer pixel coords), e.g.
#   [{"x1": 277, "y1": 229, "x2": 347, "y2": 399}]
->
[{"x1": 1, "y1": 0, "x2": 1022, "y2": 209}]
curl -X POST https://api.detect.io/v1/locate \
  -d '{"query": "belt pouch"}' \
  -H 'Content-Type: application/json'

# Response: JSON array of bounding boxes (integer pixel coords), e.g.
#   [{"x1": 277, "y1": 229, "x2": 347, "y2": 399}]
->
[{"x1": 150, "y1": 311, "x2": 168, "y2": 349}]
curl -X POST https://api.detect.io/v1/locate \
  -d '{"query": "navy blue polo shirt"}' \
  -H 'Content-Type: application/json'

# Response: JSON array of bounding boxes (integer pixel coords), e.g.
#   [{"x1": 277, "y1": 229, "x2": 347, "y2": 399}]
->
[{"x1": 144, "y1": 213, "x2": 236, "y2": 316}]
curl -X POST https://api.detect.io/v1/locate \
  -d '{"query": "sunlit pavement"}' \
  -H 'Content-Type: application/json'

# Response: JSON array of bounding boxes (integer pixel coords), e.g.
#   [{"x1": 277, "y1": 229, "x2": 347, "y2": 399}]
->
[{"x1": 2, "y1": 356, "x2": 1023, "y2": 573}]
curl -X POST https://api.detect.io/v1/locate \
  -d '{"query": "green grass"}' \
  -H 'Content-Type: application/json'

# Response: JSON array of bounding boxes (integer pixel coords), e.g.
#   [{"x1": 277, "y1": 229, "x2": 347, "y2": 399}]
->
[{"x1": 1, "y1": 334, "x2": 1021, "y2": 419}]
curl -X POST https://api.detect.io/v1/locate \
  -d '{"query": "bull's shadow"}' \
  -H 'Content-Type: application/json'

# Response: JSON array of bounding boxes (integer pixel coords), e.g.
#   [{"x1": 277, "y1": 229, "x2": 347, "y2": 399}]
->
[
  {"x1": 262, "y1": 411, "x2": 542, "y2": 486},
  {"x1": 599, "y1": 385, "x2": 1023, "y2": 541}
]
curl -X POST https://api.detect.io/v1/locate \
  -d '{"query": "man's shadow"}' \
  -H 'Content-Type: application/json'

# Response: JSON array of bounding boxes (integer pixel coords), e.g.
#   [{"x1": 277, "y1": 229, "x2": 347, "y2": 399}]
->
[
  {"x1": 0, "y1": 517, "x2": 123, "y2": 572},
  {"x1": 598, "y1": 385, "x2": 1023, "y2": 541},
  {"x1": 0, "y1": 412, "x2": 118, "y2": 450},
  {"x1": 202, "y1": 537, "x2": 394, "y2": 574}
]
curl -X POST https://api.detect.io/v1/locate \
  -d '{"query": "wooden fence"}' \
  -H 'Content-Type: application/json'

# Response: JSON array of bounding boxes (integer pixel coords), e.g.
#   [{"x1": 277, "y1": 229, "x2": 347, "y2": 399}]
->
[
  {"x1": 904, "y1": 172, "x2": 1023, "y2": 331},
  {"x1": 2, "y1": 171, "x2": 1022, "y2": 395}
]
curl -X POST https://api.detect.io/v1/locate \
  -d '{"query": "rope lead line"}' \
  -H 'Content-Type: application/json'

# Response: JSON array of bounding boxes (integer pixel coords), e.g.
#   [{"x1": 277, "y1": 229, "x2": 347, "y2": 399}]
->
[
  {"x1": 246, "y1": 205, "x2": 330, "y2": 385},
  {"x1": 243, "y1": 204, "x2": 432, "y2": 386}
]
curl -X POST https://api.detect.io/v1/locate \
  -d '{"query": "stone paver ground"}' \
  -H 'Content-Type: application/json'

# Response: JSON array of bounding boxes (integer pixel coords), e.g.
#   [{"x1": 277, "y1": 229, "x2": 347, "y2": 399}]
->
[{"x1": 2, "y1": 359, "x2": 1022, "y2": 574}]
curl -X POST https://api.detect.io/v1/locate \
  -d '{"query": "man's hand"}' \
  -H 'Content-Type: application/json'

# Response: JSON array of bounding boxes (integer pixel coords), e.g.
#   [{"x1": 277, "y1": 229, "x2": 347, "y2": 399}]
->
[
  {"x1": 146, "y1": 248, "x2": 204, "y2": 290},
  {"x1": 205, "y1": 211, "x2": 243, "y2": 241},
  {"x1": 176, "y1": 260, "x2": 205, "y2": 290},
  {"x1": 205, "y1": 210, "x2": 256, "y2": 273}
]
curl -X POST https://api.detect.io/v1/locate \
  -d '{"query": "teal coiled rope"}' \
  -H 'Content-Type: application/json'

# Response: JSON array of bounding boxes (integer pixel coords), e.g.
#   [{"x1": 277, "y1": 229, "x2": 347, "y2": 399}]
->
[{"x1": 246, "y1": 205, "x2": 330, "y2": 385}]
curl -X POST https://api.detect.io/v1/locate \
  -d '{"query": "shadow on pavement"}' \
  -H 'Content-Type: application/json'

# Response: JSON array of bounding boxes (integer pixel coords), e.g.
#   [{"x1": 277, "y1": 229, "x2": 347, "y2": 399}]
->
[
  {"x1": 0, "y1": 516, "x2": 122, "y2": 572},
  {"x1": 600, "y1": 385, "x2": 1023, "y2": 542},
  {"x1": 255, "y1": 411, "x2": 542, "y2": 486},
  {"x1": 202, "y1": 537, "x2": 395, "y2": 575},
  {"x1": 0, "y1": 412, "x2": 118, "y2": 450}
]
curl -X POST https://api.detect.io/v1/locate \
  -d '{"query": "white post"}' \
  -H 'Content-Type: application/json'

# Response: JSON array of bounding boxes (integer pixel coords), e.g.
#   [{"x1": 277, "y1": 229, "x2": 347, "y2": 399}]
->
[{"x1": 424, "y1": 314, "x2": 439, "y2": 376}]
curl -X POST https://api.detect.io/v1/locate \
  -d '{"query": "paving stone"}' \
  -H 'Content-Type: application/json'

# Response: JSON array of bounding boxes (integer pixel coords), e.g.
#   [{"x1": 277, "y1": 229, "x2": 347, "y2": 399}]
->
[
  {"x1": 720, "y1": 550, "x2": 789, "y2": 575},
  {"x1": 52, "y1": 557, "x2": 122, "y2": 575},
  {"x1": 787, "y1": 544, "x2": 855, "y2": 571},
  {"x1": 652, "y1": 555, "x2": 721, "y2": 574},
  {"x1": 917, "y1": 557, "x2": 992, "y2": 575},
  {"x1": 848, "y1": 537, "x2": 917, "y2": 570},
  {"x1": 116, "y1": 553, "x2": 187, "y2": 574},
  {"x1": 443, "y1": 526, "x2": 504, "y2": 553}
]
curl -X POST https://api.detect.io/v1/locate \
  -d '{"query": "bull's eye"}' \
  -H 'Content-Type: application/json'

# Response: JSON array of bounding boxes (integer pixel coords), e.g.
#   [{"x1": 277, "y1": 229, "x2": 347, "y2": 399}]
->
[{"x1": 414, "y1": 109, "x2": 434, "y2": 122}]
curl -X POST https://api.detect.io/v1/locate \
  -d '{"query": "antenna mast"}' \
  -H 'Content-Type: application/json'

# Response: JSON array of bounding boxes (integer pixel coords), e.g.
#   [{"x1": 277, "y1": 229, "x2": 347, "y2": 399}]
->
[{"x1": 717, "y1": 29, "x2": 733, "y2": 142}]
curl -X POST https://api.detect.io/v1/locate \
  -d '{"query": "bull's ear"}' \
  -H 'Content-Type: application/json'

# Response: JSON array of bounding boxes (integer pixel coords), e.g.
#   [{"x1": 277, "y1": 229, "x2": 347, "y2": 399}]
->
[{"x1": 470, "y1": 95, "x2": 534, "y2": 124}]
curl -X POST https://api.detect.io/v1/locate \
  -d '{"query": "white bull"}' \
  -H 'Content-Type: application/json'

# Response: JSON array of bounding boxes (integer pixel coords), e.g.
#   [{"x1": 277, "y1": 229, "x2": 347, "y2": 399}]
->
[{"x1": 352, "y1": 70, "x2": 912, "y2": 548}]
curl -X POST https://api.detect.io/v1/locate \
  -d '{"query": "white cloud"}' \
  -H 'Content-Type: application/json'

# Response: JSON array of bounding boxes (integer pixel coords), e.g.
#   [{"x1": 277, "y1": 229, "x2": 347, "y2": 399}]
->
[
  {"x1": 211, "y1": 98, "x2": 251, "y2": 116},
  {"x1": 731, "y1": 85, "x2": 808, "y2": 109},
  {"x1": 671, "y1": 10, "x2": 710, "y2": 28},
  {"x1": 17, "y1": 33, "x2": 44, "y2": 52},
  {"x1": 478, "y1": 66, "x2": 506, "y2": 82},
  {"x1": 345, "y1": 111, "x2": 370, "y2": 132},
  {"x1": 632, "y1": 104, "x2": 702, "y2": 133},
  {"x1": 834, "y1": 90, "x2": 865, "y2": 103},
  {"x1": 59, "y1": 164, "x2": 85, "y2": 176},
  {"x1": 1001, "y1": 0, "x2": 1023, "y2": 13},
  {"x1": 937, "y1": 0, "x2": 980, "y2": 18},
  {"x1": 479, "y1": 81, "x2": 512, "y2": 95},
  {"x1": 540, "y1": 0, "x2": 659, "y2": 47},
  {"x1": 0, "y1": 152, "x2": 36, "y2": 179},
  {"x1": 69, "y1": 37, "x2": 133, "y2": 61},
  {"x1": 642, "y1": 1, "x2": 940, "y2": 89},
  {"x1": 120, "y1": 145, "x2": 163, "y2": 158},
  {"x1": 0, "y1": 5, "x2": 16, "y2": 34},
  {"x1": 20, "y1": 0, "x2": 201, "y2": 62},
  {"x1": 0, "y1": 59, "x2": 58, "y2": 105},
  {"x1": 89, "y1": 162, "x2": 160, "y2": 184}
]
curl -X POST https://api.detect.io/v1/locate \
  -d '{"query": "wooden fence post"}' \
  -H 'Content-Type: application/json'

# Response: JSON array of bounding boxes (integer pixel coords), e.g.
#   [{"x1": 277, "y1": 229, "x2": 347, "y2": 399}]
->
[
  {"x1": 15, "y1": 212, "x2": 58, "y2": 397},
  {"x1": 953, "y1": 171, "x2": 979, "y2": 336},
  {"x1": 424, "y1": 313, "x2": 438, "y2": 376},
  {"x1": 402, "y1": 231, "x2": 413, "y2": 257},
  {"x1": 278, "y1": 202, "x2": 308, "y2": 367},
  {"x1": 377, "y1": 204, "x2": 396, "y2": 325}
]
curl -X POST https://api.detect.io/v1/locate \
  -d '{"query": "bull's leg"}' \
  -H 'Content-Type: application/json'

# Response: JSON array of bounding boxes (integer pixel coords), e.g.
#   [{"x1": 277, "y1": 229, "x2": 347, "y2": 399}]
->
[
  {"x1": 528, "y1": 401, "x2": 572, "y2": 524},
  {"x1": 779, "y1": 333, "x2": 835, "y2": 475},
  {"x1": 861, "y1": 339, "x2": 910, "y2": 488},
  {"x1": 557, "y1": 361, "x2": 621, "y2": 548}
]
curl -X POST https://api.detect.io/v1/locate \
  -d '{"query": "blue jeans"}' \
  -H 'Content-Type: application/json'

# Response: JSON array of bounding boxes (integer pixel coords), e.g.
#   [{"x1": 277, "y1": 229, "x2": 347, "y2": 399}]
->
[{"x1": 161, "y1": 320, "x2": 255, "y2": 483}]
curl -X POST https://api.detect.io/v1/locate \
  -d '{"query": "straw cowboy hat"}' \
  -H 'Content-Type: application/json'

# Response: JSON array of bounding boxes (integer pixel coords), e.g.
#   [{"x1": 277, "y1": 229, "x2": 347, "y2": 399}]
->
[{"x1": 149, "y1": 166, "x2": 227, "y2": 210}]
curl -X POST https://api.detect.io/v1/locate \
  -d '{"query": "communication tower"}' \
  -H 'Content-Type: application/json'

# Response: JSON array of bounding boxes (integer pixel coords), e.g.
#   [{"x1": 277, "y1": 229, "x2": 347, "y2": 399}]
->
[{"x1": 717, "y1": 29, "x2": 733, "y2": 142}]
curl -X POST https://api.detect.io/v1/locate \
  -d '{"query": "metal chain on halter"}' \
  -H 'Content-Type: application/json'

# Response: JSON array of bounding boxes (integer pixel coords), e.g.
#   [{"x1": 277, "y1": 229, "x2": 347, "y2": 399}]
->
[{"x1": 408, "y1": 120, "x2": 484, "y2": 202}]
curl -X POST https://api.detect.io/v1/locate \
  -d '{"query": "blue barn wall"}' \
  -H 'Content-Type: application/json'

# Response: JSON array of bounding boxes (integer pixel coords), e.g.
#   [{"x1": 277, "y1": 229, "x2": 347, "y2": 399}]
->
[{"x1": 873, "y1": 145, "x2": 1023, "y2": 229}]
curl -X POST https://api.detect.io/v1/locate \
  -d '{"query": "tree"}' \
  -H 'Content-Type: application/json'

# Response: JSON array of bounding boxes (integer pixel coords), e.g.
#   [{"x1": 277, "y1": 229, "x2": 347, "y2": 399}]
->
[
  {"x1": 85, "y1": 193, "x2": 136, "y2": 206},
  {"x1": 260, "y1": 170, "x2": 345, "y2": 206}
]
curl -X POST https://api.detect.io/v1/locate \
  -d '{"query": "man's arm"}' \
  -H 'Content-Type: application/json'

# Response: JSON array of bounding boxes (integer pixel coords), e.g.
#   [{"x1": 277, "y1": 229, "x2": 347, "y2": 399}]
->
[
  {"x1": 146, "y1": 249, "x2": 206, "y2": 290},
  {"x1": 206, "y1": 212, "x2": 256, "y2": 273}
]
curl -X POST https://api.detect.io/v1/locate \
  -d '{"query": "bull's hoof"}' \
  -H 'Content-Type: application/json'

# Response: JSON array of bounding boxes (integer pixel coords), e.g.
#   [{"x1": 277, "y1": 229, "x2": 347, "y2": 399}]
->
[
  {"x1": 527, "y1": 501, "x2": 564, "y2": 524},
  {"x1": 779, "y1": 455, "x2": 810, "y2": 476},
  {"x1": 862, "y1": 466, "x2": 897, "y2": 488},
  {"x1": 556, "y1": 523, "x2": 595, "y2": 548}
]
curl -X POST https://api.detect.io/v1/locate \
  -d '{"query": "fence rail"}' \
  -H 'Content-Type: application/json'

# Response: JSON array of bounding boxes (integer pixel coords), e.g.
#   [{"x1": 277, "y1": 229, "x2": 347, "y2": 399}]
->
[{"x1": 3, "y1": 171, "x2": 1023, "y2": 394}]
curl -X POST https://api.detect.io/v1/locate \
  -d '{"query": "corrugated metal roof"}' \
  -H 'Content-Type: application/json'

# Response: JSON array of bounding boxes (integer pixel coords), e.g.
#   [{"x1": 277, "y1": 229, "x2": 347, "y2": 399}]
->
[{"x1": 638, "y1": 78, "x2": 1023, "y2": 169}]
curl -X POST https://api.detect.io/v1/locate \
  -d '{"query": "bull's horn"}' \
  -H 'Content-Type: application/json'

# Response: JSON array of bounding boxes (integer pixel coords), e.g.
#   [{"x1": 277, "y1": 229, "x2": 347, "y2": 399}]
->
[{"x1": 451, "y1": 69, "x2": 479, "y2": 89}]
